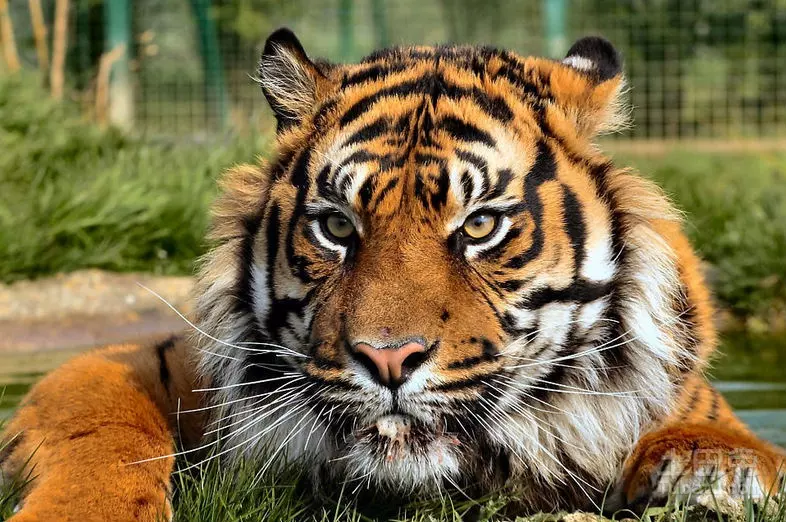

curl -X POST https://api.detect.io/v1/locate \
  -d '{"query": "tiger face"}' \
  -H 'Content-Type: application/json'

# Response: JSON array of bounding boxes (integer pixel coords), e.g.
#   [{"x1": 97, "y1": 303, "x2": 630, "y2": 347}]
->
[{"x1": 195, "y1": 29, "x2": 709, "y2": 509}]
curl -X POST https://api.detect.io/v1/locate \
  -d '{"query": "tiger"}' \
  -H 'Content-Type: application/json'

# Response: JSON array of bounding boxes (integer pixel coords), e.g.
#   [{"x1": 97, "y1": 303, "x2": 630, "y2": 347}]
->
[{"x1": 2, "y1": 28, "x2": 784, "y2": 522}]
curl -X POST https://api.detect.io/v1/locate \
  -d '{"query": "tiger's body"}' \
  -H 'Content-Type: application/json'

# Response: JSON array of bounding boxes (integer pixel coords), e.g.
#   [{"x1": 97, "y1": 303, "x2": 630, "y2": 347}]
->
[{"x1": 2, "y1": 30, "x2": 784, "y2": 521}]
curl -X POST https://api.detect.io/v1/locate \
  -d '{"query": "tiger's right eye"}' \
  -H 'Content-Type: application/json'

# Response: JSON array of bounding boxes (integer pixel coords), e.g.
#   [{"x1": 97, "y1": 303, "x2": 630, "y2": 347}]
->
[
  {"x1": 462, "y1": 213, "x2": 497, "y2": 240},
  {"x1": 321, "y1": 213, "x2": 355, "y2": 242}
]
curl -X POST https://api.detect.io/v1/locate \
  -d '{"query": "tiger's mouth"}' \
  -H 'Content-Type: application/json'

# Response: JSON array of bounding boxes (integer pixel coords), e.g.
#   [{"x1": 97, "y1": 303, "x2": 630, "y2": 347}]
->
[{"x1": 353, "y1": 414, "x2": 461, "y2": 461}]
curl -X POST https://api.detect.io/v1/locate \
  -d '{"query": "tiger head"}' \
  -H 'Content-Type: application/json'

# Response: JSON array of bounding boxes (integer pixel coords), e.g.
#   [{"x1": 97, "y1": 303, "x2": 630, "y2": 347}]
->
[{"x1": 194, "y1": 29, "x2": 714, "y2": 508}]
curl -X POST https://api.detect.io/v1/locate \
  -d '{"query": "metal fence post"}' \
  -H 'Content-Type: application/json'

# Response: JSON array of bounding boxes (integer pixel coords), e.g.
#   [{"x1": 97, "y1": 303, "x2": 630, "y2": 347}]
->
[
  {"x1": 370, "y1": 0, "x2": 388, "y2": 49},
  {"x1": 105, "y1": 0, "x2": 133, "y2": 129},
  {"x1": 190, "y1": 0, "x2": 228, "y2": 129},
  {"x1": 339, "y1": 0, "x2": 354, "y2": 60},
  {"x1": 544, "y1": 0, "x2": 567, "y2": 58}
]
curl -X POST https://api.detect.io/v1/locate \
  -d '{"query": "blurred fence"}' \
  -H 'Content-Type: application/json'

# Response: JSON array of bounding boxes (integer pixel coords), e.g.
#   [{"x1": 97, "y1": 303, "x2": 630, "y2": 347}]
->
[{"x1": 3, "y1": 0, "x2": 786, "y2": 140}]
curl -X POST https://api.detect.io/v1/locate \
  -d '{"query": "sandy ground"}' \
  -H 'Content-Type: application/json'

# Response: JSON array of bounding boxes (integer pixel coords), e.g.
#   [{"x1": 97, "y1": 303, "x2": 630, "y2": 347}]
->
[{"x1": 0, "y1": 269, "x2": 194, "y2": 354}]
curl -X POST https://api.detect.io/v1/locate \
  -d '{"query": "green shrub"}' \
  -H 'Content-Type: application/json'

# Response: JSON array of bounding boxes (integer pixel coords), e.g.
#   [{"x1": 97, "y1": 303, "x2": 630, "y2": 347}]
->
[{"x1": 0, "y1": 73, "x2": 261, "y2": 282}]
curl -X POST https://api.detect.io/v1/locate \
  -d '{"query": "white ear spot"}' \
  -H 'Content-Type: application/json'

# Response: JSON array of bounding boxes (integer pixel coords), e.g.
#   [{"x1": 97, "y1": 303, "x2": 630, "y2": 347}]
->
[
  {"x1": 562, "y1": 55, "x2": 596, "y2": 73},
  {"x1": 563, "y1": 36, "x2": 622, "y2": 82}
]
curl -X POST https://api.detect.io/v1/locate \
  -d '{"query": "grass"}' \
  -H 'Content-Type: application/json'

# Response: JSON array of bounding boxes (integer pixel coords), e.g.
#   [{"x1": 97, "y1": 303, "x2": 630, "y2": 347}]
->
[
  {"x1": 166, "y1": 463, "x2": 786, "y2": 522},
  {"x1": 168, "y1": 461, "x2": 508, "y2": 522},
  {"x1": 0, "y1": 72, "x2": 263, "y2": 282},
  {"x1": 1, "y1": 450, "x2": 784, "y2": 522}
]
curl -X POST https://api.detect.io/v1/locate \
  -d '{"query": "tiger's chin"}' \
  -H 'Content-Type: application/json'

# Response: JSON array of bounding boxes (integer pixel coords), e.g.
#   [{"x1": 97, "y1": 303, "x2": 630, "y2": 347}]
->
[{"x1": 329, "y1": 414, "x2": 465, "y2": 494}]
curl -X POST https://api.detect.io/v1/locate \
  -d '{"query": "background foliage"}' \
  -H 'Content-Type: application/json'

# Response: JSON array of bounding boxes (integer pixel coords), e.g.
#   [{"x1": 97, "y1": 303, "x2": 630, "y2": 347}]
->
[{"x1": 5, "y1": 0, "x2": 786, "y2": 138}]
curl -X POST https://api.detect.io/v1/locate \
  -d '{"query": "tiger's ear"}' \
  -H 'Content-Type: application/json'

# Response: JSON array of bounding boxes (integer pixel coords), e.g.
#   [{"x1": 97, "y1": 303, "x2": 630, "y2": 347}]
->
[
  {"x1": 547, "y1": 36, "x2": 629, "y2": 137},
  {"x1": 258, "y1": 28, "x2": 325, "y2": 130},
  {"x1": 561, "y1": 36, "x2": 622, "y2": 83}
]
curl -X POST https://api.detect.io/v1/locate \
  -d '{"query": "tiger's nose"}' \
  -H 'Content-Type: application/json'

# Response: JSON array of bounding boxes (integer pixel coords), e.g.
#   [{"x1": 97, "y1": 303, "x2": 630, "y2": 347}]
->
[{"x1": 351, "y1": 340, "x2": 428, "y2": 388}]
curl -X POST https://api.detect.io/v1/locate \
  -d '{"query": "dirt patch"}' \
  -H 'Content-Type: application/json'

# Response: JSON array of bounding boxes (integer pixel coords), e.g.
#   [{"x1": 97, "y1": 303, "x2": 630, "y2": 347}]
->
[
  {"x1": 0, "y1": 269, "x2": 193, "y2": 321},
  {"x1": 0, "y1": 269, "x2": 194, "y2": 354}
]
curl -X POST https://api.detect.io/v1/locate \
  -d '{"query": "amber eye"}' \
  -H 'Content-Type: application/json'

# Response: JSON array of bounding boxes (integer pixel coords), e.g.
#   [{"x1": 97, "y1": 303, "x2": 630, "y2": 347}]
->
[
  {"x1": 322, "y1": 213, "x2": 355, "y2": 241},
  {"x1": 462, "y1": 213, "x2": 497, "y2": 240}
]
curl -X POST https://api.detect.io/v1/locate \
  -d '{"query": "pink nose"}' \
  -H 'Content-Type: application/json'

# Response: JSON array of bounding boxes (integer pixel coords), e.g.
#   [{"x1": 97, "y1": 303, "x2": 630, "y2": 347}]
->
[{"x1": 352, "y1": 340, "x2": 428, "y2": 387}]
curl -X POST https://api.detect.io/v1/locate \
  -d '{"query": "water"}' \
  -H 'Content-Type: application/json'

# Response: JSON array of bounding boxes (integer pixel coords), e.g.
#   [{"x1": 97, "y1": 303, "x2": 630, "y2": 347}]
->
[
  {"x1": 0, "y1": 349, "x2": 83, "y2": 419},
  {"x1": 2, "y1": 333, "x2": 786, "y2": 447}
]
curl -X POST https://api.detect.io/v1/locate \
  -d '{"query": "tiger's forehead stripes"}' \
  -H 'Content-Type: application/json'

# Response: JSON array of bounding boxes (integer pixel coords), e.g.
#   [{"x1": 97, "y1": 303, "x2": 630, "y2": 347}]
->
[
  {"x1": 296, "y1": 45, "x2": 561, "y2": 214},
  {"x1": 308, "y1": 75, "x2": 540, "y2": 226}
]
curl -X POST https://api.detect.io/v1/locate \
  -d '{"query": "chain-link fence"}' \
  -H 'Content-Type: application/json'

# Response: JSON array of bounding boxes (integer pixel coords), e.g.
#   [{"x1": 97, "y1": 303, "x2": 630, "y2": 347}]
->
[{"x1": 4, "y1": 0, "x2": 786, "y2": 140}]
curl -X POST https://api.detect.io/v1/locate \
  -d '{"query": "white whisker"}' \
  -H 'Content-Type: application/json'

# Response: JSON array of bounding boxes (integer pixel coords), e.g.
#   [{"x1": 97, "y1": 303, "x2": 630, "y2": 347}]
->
[
  {"x1": 136, "y1": 283, "x2": 306, "y2": 358},
  {"x1": 193, "y1": 372, "x2": 301, "y2": 392}
]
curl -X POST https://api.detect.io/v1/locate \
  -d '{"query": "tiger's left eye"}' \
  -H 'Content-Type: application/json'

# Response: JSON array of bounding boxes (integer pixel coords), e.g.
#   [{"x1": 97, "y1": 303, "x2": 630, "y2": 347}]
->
[
  {"x1": 322, "y1": 213, "x2": 355, "y2": 241},
  {"x1": 462, "y1": 213, "x2": 497, "y2": 240}
]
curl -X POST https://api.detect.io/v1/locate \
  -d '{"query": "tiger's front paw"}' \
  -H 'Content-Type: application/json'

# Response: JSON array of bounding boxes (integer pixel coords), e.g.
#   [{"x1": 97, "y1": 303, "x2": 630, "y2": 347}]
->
[{"x1": 622, "y1": 424, "x2": 785, "y2": 510}]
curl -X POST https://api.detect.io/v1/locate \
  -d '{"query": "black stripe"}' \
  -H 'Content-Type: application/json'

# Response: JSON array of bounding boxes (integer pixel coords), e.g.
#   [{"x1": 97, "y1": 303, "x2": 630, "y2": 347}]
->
[
  {"x1": 413, "y1": 152, "x2": 446, "y2": 166},
  {"x1": 498, "y1": 278, "x2": 524, "y2": 293},
  {"x1": 340, "y1": 79, "x2": 431, "y2": 128},
  {"x1": 303, "y1": 225, "x2": 340, "y2": 262},
  {"x1": 486, "y1": 168, "x2": 514, "y2": 200},
  {"x1": 439, "y1": 116, "x2": 495, "y2": 148},
  {"x1": 520, "y1": 280, "x2": 611, "y2": 309},
  {"x1": 679, "y1": 380, "x2": 701, "y2": 420},
  {"x1": 561, "y1": 185, "x2": 587, "y2": 274},
  {"x1": 455, "y1": 149, "x2": 490, "y2": 190},
  {"x1": 414, "y1": 173, "x2": 429, "y2": 209},
  {"x1": 359, "y1": 174, "x2": 377, "y2": 209},
  {"x1": 313, "y1": 99, "x2": 338, "y2": 131},
  {"x1": 504, "y1": 140, "x2": 557, "y2": 269},
  {"x1": 575, "y1": 159, "x2": 632, "y2": 381},
  {"x1": 707, "y1": 387, "x2": 721, "y2": 422},
  {"x1": 341, "y1": 62, "x2": 408, "y2": 89},
  {"x1": 337, "y1": 150, "x2": 385, "y2": 171},
  {"x1": 155, "y1": 336, "x2": 177, "y2": 392},
  {"x1": 428, "y1": 167, "x2": 451, "y2": 211},
  {"x1": 494, "y1": 65, "x2": 548, "y2": 102},
  {"x1": 460, "y1": 169, "x2": 475, "y2": 205},
  {"x1": 289, "y1": 147, "x2": 311, "y2": 188},
  {"x1": 372, "y1": 177, "x2": 399, "y2": 207},
  {"x1": 235, "y1": 212, "x2": 266, "y2": 318},
  {"x1": 447, "y1": 338, "x2": 500, "y2": 370},
  {"x1": 264, "y1": 298, "x2": 309, "y2": 348},
  {"x1": 439, "y1": 82, "x2": 514, "y2": 123},
  {"x1": 270, "y1": 148, "x2": 296, "y2": 181},
  {"x1": 447, "y1": 353, "x2": 496, "y2": 370},
  {"x1": 477, "y1": 226, "x2": 522, "y2": 262},
  {"x1": 393, "y1": 111, "x2": 414, "y2": 137},
  {"x1": 341, "y1": 117, "x2": 389, "y2": 147},
  {"x1": 501, "y1": 310, "x2": 535, "y2": 337},
  {"x1": 315, "y1": 164, "x2": 337, "y2": 201},
  {"x1": 263, "y1": 203, "x2": 282, "y2": 335},
  {"x1": 286, "y1": 149, "x2": 314, "y2": 282}
]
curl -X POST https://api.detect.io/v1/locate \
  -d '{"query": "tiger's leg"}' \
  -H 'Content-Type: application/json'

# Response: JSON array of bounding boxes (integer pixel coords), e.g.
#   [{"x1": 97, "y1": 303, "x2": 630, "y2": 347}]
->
[
  {"x1": 1, "y1": 337, "x2": 202, "y2": 522},
  {"x1": 622, "y1": 374, "x2": 786, "y2": 509}
]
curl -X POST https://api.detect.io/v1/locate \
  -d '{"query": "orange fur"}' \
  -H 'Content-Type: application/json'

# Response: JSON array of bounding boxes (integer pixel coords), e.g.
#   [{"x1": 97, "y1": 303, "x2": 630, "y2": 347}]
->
[{"x1": 2, "y1": 339, "x2": 201, "y2": 521}]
